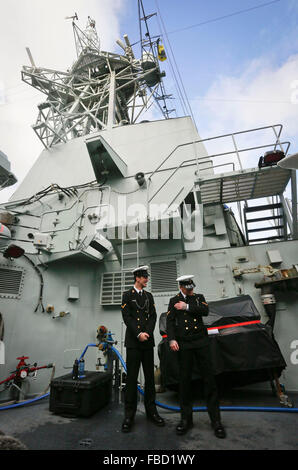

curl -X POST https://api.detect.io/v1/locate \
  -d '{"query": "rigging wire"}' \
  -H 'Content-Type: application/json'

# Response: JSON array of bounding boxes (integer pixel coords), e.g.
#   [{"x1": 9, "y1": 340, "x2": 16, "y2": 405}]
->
[
  {"x1": 154, "y1": 5, "x2": 187, "y2": 117},
  {"x1": 154, "y1": 0, "x2": 197, "y2": 128},
  {"x1": 167, "y1": 0, "x2": 282, "y2": 35},
  {"x1": 138, "y1": 0, "x2": 173, "y2": 120},
  {"x1": 132, "y1": 0, "x2": 282, "y2": 44}
]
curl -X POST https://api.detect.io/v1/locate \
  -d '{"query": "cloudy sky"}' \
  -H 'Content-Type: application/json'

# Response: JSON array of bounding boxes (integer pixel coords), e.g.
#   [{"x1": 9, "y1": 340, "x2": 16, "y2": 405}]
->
[{"x1": 1, "y1": 0, "x2": 298, "y2": 203}]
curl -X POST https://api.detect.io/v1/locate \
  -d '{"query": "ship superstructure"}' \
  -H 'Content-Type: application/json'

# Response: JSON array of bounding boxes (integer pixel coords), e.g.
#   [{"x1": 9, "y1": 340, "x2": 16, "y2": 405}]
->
[{"x1": 0, "y1": 4, "x2": 297, "y2": 404}]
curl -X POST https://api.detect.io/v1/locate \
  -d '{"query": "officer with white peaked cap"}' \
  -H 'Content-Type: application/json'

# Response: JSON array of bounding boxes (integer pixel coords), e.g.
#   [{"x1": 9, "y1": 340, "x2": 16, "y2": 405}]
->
[
  {"x1": 166, "y1": 274, "x2": 226, "y2": 438},
  {"x1": 176, "y1": 274, "x2": 196, "y2": 289},
  {"x1": 121, "y1": 265, "x2": 165, "y2": 432}
]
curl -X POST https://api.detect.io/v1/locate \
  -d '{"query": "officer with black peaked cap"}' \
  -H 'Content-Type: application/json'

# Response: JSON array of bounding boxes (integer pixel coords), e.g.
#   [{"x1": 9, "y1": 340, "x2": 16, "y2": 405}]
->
[
  {"x1": 166, "y1": 275, "x2": 226, "y2": 438},
  {"x1": 121, "y1": 265, "x2": 165, "y2": 432}
]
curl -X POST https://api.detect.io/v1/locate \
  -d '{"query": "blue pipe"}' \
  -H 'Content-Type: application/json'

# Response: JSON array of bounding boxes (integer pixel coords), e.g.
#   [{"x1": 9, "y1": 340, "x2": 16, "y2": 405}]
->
[
  {"x1": 0, "y1": 393, "x2": 50, "y2": 410},
  {"x1": 79, "y1": 343, "x2": 97, "y2": 360},
  {"x1": 110, "y1": 347, "x2": 298, "y2": 414},
  {"x1": 1, "y1": 344, "x2": 297, "y2": 413}
]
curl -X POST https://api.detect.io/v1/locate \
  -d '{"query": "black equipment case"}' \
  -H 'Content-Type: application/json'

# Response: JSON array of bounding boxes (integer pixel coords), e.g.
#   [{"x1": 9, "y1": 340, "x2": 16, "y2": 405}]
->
[{"x1": 49, "y1": 371, "x2": 112, "y2": 417}]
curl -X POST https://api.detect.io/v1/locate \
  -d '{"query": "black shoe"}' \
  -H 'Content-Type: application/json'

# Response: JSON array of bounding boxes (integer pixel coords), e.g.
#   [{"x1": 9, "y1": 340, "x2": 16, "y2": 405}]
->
[
  {"x1": 122, "y1": 417, "x2": 134, "y2": 433},
  {"x1": 212, "y1": 421, "x2": 226, "y2": 439},
  {"x1": 176, "y1": 419, "x2": 193, "y2": 435},
  {"x1": 147, "y1": 413, "x2": 165, "y2": 427}
]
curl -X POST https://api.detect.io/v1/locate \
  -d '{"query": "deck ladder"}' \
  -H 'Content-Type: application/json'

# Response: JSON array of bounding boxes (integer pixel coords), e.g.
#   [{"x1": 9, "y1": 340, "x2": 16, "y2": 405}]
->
[
  {"x1": 120, "y1": 224, "x2": 140, "y2": 293},
  {"x1": 243, "y1": 201, "x2": 287, "y2": 244}
]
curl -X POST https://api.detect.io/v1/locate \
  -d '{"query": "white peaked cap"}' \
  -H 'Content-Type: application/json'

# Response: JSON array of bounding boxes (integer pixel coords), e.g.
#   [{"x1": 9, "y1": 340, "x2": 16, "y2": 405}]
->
[
  {"x1": 176, "y1": 275, "x2": 196, "y2": 289},
  {"x1": 176, "y1": 275, "x2": 194, "y2": 282},
  {"x1": 132, "y1": 265, "x2": 149, "y2": 274}
]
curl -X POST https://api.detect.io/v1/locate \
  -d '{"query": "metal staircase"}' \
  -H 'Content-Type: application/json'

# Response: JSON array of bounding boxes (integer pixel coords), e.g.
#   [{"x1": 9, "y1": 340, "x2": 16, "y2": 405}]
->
[{"x1": 243, "y1": 201, "x2": 287, "y2": 244}]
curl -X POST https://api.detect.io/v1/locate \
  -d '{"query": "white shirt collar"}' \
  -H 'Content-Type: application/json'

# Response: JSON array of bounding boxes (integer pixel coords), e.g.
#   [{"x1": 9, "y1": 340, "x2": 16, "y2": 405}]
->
[
  {"x1": 134, "y1": 285, "x2": 143, "y2": 294},
  {"x1": 180, "y1": 289, "x2": 186, "y2": 298}
]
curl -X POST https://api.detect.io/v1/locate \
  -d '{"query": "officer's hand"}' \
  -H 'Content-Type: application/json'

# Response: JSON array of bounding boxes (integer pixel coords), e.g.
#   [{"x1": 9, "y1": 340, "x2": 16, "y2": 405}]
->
[
  {"x1": 169, "y1": 340, "x2": 179, "y2": 352},
  {"x1": 174, "y1": 301, "x2": 187, "y2": 310},
  {"x1": 139, "y1": 332, "x2": 149, "y2": 342}
]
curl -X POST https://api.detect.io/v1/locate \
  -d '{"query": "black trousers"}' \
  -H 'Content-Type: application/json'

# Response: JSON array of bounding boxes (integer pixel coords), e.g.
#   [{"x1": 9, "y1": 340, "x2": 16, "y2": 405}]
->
[
  {"x1": 125, "y1": 348, "x2": 157, "y2": 419},
  {"x1": 178, "y1": 344, "x2": 221, "y2": 424}
]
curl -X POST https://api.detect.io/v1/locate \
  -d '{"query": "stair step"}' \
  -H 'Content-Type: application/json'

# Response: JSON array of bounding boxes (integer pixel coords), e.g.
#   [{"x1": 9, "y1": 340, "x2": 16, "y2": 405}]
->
[
  {"x1": 122, "y1": 252, "x2": 139, "y2": 257},
  {"x1": 247, "y1": 225, "x2": 284, "y2": 233},
  {"x1": 244, "y1": 203, "x2": 282, "y2": 213},
  {"x1": 248, "y1": 235, "x2": 283, "y2": 242},
  {"x1": 246, "y1": 215, "x2": 282, "y2": 223}
]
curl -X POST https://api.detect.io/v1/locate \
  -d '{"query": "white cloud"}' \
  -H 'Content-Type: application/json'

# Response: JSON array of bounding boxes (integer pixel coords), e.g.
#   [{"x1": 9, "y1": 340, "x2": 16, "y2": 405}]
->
[
  {"x1": 193, "y1": 54, "x2": 298, "y2": 144},
  {"x1": 0, "y1": 82, "x2": 4, "y2": 105},
  {"x1": 190, "y1": 53, "x2": 298, "y2": 229}
]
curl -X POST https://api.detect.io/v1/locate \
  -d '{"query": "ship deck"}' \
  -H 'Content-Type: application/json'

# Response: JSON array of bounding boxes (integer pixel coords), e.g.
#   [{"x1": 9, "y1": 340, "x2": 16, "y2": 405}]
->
[{"x1": 0, "y1": 387, "x2": 297, "y2": 453}]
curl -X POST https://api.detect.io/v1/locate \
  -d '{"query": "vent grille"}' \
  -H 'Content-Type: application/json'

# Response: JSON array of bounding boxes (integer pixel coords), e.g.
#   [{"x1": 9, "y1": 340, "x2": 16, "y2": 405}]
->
[
  {"x1": 0, "y1": 266, "x2": 25, "y2": 299},
  {"x1": 100, "y1": 271, "x2": 134, "y2": 305},
  {"x1": 150, "y1": 260, "x2": 178, "y2": 293},
  {"x1": 100, "y1": 261, "x2": 178, "y2": 305}
]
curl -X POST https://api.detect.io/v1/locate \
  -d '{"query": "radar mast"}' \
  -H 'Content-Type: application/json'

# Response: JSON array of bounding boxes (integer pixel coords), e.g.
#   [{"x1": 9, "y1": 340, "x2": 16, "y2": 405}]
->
[{"x1": 21, "y1": 6, "x2": 172, "y2": 149}]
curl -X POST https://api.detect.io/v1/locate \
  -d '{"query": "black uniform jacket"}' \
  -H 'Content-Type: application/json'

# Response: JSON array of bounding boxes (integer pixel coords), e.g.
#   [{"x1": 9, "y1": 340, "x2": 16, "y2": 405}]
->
[
  {"x1": 166, "y1": 291, "x2": 209, "y2": 349},
  {"x1": 121, "y1": 288, "x2": 157, "y2": 349}
]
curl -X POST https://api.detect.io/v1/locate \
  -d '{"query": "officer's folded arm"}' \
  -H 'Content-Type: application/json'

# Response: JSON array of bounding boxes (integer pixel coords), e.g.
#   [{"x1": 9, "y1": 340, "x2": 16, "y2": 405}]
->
[
  {"x1": 174, "y1": 301, "x2": 187, "y2": 310},
  {"x1": 187, "y1": 296, "x2": 209, "y2": 317}
]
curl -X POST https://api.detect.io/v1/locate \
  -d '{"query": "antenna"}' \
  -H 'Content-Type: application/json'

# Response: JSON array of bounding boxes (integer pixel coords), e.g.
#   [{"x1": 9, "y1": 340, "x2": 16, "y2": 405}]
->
[
  {"x1": 25, "y1": 47, "x2": 36, "y2": 68},
  {"x1": 116, "y1": 34, "x2": 135, "y2": 60},
  {"x1": 65, "y1": 12, "x2": 78, "y2": 22},
  {"x1": 116, "y1": 39, "x2": 126, "y2": 51},
  {"x1": 72, "y1": 15, "x2": 100, "y2": 57}
]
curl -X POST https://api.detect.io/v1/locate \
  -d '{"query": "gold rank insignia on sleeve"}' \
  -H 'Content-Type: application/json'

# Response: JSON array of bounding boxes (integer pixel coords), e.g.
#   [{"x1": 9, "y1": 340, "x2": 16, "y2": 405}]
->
[{"x1": 121, "y1": 303, "x2": 127, "y2": 309}]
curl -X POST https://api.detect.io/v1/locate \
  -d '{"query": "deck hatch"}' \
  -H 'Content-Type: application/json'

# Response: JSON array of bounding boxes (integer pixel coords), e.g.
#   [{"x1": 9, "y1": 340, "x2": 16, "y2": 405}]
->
[{"x1": 0, "y1": 265, "x2": 25, "y2": 299}]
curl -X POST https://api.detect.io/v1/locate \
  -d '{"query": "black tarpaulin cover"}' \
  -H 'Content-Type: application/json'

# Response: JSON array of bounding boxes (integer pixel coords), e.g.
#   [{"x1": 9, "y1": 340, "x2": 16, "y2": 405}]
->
[{"x1": 158, "y1": 295, "x2": 286, "y2": 389}]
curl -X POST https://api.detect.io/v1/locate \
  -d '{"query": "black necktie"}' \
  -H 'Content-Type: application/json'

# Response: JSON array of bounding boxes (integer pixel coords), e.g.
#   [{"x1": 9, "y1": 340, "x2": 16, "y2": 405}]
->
[{"x1": 138, "y1": 291, "x2": 145, "y2": 307}]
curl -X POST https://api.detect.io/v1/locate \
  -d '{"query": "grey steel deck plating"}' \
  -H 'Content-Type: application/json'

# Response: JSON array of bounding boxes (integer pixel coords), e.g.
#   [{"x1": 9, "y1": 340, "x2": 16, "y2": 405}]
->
[{"x1": 0, "y1": 389, "x2": 297, "y2": 451}]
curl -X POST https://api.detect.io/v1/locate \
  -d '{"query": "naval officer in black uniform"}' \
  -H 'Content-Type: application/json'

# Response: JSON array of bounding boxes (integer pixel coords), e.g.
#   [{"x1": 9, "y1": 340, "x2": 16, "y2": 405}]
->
[
  {"x1": 166, "y1": 275, "x2": 226, "y2": 438},
  {"x1": 121, "y1": 265, "x2": 165, "y2": 432}
]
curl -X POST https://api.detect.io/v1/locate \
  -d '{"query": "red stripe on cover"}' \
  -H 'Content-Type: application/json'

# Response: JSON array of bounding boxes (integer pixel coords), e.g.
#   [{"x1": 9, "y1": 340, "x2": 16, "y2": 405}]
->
[
  {"x1": 161, "y1": 320, "x2": 261, "y2": 338},
  {"x1": 207, "y1": 320, "x2": 261, "y2": 331}
]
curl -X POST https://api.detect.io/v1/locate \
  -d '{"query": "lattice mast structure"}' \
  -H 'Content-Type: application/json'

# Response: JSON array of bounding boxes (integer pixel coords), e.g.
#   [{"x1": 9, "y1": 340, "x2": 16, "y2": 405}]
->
[{"x1": 21, "y1": 11, "x2": 171, "y2": 149}]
